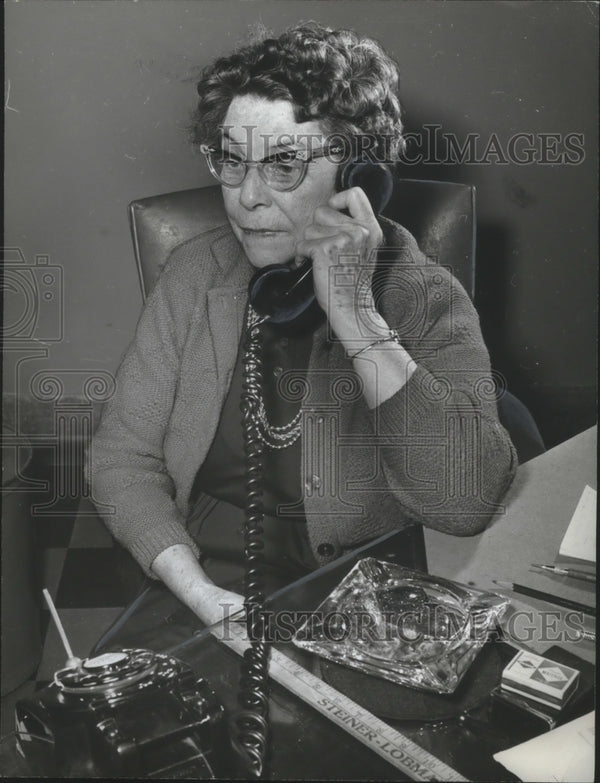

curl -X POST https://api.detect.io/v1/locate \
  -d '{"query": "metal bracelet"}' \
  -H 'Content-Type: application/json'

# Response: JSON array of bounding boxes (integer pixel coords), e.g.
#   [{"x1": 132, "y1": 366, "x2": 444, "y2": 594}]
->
[{"x1": 348, "y1": 329, "x2": 401, "y2": 360}]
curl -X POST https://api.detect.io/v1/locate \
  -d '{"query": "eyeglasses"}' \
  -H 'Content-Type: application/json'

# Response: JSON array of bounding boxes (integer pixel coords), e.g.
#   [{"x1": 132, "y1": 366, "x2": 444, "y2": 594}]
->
[{"x1": 200, "y1": 143, "x2": 343, "y2": 192}]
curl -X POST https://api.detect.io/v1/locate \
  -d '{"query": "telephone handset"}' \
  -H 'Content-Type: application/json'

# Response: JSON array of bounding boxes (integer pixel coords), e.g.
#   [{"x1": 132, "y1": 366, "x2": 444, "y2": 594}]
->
[
  {"x1": 228, "y1": 160, "x2": 395, "y2": 776},
  {"x1": 247, "y1": 160, "x2": 394, "y2": 334}
]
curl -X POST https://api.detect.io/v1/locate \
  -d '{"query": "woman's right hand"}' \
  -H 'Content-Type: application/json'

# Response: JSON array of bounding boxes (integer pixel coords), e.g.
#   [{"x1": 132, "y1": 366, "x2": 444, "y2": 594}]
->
[
  {"x1": 151, "y1": 544, "x2": 249, "y2": 652},
  {"x1": 195, "y1": 582, "x2": 245, "y2": 628},
  {"x1": 197, "y1": 584, "x2": 249, "y2": 653}
]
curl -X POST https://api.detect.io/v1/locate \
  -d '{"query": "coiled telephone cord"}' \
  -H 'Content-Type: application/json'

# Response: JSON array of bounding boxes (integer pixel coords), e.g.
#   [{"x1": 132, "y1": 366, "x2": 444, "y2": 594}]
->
[{"x1": 230, "y1": 307, "x2": 271, "y2": 778}]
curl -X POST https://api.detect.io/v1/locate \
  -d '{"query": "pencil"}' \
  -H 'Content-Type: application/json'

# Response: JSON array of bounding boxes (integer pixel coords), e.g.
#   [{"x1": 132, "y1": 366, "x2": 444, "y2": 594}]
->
[
  {"x1": 531, "y1": 564, "x2": 596, "y2": 584},
  {"x1": 492, "y1": 580, "x2": 596, "y2": 617}
]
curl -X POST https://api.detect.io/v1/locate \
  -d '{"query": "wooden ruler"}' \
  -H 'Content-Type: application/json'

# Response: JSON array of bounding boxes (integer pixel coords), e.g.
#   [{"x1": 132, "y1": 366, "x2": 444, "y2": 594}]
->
[{"x1": 216, "y1": 623, "x2": 468, "y2": 781}]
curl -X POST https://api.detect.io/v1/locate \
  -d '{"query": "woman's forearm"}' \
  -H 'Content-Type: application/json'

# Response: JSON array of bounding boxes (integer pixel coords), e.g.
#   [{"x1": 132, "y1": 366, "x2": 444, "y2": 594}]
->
[
  {"x1": 151, "y1": 544, "x2": 242, "y2": 628},
  {"x1": 331, "y1": 306, "x2": 417, "y2": 408}
]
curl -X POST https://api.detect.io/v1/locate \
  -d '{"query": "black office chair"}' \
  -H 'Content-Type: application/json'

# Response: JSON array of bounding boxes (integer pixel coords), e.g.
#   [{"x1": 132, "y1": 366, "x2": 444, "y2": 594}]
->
[
  {"x1": 496, "y1": 391, "x2": 545, "y2": 464},
  {"x1": 128, "y1": 179, "x2": 544, "y2": 463}
]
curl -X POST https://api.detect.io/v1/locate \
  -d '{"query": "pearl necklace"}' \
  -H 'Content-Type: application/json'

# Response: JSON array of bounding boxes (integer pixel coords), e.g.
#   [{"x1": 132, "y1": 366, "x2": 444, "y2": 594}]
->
[{"x1": 244, "y1": 306, "x2": 302, "y2": 449}]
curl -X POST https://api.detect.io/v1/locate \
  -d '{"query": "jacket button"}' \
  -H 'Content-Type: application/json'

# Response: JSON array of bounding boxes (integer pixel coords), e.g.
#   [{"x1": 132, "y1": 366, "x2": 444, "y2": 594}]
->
[{"x1": 317, "y1": 543, "x2": 335, "y2": 557}]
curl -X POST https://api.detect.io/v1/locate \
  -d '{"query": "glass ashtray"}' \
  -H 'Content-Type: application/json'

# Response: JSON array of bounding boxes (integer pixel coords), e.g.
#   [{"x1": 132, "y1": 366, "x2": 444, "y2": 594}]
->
[{"x1": 293, "y1": 558, "x2": 508, "y2": 694}]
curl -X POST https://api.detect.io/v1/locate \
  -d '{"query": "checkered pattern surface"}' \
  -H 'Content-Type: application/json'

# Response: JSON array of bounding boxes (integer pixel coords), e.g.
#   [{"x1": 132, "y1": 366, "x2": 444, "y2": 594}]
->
[{"x1": 1, "y1": 489, "x2": 129, "y2": 736}]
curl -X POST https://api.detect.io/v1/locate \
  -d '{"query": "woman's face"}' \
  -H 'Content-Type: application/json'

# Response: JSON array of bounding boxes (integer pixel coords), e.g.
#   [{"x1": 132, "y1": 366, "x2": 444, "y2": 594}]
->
[{"x1": 220, "y1": 95, "x2": 339, "y2": 268}]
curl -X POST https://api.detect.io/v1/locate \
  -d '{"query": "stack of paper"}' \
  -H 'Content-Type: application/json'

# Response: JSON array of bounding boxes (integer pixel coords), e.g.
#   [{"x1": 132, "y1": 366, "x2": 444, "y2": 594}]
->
[
  {"x1": 493, "y1": 711, "x2": 595, "y2": 782},
  {"x1": 559, "y1": 485, "x2": 596, "y2": 563}
]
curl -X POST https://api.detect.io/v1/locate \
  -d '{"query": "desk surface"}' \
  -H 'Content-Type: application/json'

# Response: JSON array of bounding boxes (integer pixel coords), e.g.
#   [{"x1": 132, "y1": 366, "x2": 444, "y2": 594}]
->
[
  {"x1": 176, "y1": 427, "x2": 595, "y2": 780},
  {"x1": 2, "y1": 428, "x2": 595, "y2": 780},
  {"x1": 425, "y1": 425, "x2": 596, "y2": 662}
]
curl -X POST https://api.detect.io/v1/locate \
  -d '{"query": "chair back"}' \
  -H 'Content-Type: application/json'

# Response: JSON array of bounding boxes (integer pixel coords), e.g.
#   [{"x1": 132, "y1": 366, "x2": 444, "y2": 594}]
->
[
  {"x1": 128, "y1": 179, "x2": 475, "y2": 300},
  {"x1": 127, "y1": 180, "x2": 547, "y2": 463}
]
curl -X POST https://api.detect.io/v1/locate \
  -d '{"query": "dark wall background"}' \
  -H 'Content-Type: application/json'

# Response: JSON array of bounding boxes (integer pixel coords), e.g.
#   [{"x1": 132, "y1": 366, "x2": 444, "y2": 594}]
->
[{"x1": 4, "y1": 0, "x2": 597, "y2": 448}]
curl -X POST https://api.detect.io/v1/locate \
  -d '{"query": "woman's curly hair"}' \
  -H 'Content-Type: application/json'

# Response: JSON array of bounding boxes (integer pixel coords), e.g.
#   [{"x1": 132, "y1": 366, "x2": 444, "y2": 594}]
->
[{"x1": 191, "y1": 22, "x2": 404, "y2": 161}]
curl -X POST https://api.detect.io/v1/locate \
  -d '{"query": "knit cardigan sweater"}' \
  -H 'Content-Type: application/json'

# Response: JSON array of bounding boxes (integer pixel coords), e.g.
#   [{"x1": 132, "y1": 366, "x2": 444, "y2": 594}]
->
[{"x1": 87, "y1": 219, "x2": 517, "y2": 577}]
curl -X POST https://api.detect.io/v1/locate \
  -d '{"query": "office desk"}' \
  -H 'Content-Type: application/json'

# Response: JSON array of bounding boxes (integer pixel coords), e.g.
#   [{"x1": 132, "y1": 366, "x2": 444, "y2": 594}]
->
[
  {"x1": 167, "y1": 428, "x2": 595, "y2": 780},
  {"x1": 425, "y1": 425, "x2": 596, "y2": 663},
  {"x1": 2, "y1": 428, "x2": 595, "y2": 780}
]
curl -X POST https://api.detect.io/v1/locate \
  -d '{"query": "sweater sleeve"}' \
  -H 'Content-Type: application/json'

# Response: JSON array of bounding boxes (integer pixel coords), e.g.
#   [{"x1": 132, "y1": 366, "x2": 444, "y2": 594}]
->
[
  {"x1": 85, "y1": 263, "x2": 200, "y2": 577},
  {"x1": 369, "y1": 260, "x2": 518, "y2": 537}
]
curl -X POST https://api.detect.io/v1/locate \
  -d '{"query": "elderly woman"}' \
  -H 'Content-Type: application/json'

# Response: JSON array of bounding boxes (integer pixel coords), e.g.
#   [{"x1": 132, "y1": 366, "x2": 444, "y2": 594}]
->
[{"x1": 88, "y1": 22, "x2": 516, "y2": 639}]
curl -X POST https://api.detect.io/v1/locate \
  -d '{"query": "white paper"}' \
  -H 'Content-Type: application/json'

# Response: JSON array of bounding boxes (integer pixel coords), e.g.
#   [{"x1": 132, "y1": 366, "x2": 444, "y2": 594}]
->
[
  {"x1": 559, "y1": 485, "x2": 596, "y2": 563},
  {"x1": 493, "y1": 711, "x2": 595, "y2": 782}
]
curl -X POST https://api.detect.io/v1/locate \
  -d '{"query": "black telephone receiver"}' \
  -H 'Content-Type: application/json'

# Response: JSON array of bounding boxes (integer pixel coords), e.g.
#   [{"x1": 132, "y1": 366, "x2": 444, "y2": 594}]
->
[{"x1": 247, "y1": 160, "x2": 394, "y2": 334}]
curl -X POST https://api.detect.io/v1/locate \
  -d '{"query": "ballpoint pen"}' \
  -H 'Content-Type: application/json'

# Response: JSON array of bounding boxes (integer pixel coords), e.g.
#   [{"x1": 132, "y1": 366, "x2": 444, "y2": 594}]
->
[
  {"x1": 532, "y1": 564, "x2": 596, "y2": 583},
  {"x1": 492, "y1": 580, "x2": 596, "y2": 617}
]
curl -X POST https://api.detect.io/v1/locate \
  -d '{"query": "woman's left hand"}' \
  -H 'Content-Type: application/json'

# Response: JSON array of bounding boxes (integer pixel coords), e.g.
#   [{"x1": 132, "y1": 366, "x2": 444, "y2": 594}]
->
[{"x1": 296, "y1": 187, "x2": 383, "y2": 333}]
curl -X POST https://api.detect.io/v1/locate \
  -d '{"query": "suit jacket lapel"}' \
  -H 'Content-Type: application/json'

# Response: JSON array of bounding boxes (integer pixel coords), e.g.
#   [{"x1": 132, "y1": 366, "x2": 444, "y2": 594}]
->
[
  {"x1": 206, "y1": 285, "x2": 247, "y2": 390},
  {"x1": 206, "y1": 229, "x2": 252, "y2": 391}
]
